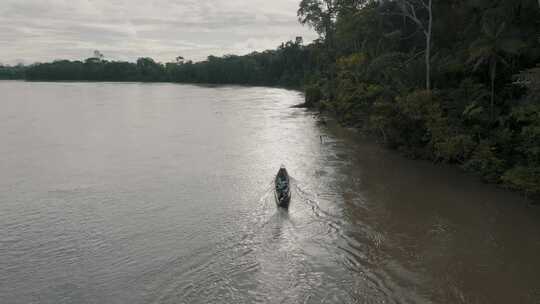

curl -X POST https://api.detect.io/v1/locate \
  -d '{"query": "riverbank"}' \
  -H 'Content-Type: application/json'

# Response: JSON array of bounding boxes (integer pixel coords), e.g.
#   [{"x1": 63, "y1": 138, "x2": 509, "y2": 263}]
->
[{"x1": 302, "y1": 92, "x2": 540, "y2": 204}]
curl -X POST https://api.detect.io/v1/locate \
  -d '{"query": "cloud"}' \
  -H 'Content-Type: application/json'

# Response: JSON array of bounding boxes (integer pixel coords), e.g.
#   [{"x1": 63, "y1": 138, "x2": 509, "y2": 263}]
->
[{"x1": 0, "y1": 0, "x2": 317, "y2": 65}]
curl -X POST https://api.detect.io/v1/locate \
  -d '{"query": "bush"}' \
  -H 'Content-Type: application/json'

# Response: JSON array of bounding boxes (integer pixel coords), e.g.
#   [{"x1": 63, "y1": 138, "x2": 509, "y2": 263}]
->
[
  {"x1": 502, "y1": 166, "x2": 540, "y2": 195},
  {"x1": 304, "y1": 85, "x2": 322, "y2": 107},
  {"x1": 394, "y1": 90, "x2": 446, "y2": 155},
  {"x1": 434, "y1": 134, "x2": 476, "y2": 163},
  {"x1": 463, "y1": 141, "x2": 506, "y2": 182}
]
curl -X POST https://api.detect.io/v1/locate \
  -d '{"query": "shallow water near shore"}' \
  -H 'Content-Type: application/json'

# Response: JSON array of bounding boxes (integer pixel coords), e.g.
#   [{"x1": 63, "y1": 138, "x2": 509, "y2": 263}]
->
[{"x1": 1, "y1": 81, "x2": 539, "y2": 303}]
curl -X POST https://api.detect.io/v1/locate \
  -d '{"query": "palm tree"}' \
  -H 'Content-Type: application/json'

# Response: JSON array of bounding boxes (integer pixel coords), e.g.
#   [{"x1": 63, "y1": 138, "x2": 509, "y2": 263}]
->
[{"x1": 468, "y1": 21, "x2": 524, "y2": 121}]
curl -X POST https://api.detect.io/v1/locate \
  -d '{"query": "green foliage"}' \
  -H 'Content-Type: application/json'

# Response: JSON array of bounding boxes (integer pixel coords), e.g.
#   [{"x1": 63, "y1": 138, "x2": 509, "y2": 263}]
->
[
  {"x1": 468, "y1": 20, "x2": 526, "y2": 120},
  {"x1": 305, "y1": 85, "x2": 323, "y2": 107},
  {"x1": 497, "y1": 91, "x2": 540, "y2": 195},
  {"x1": 463, "y1": 141, "x2": 507, "y2": 182},
  {"x1": 434, "y1": 134, "x2": 476, "y2": 163},
  {"x1": 367, "y1": 52, "x2": 413, "y2": 90},
  {"x1": 393, "y1": 90, "x2": 446, "y2": 157},
  {"x1": 368, "y1": 97, "x2": 398, "y2": 144},
  {"x1": 502, "y1": 166, "x2": 540, "y2": 195},
  {"x1": 517, "y1": 65, "x2": 540, "y2": 99},
  {"x1": 299, "y1": 0, "x2": 540, "y2": 196},
  {"x1": 298, "y1": 0, "x2": 336, "y2": 38}
]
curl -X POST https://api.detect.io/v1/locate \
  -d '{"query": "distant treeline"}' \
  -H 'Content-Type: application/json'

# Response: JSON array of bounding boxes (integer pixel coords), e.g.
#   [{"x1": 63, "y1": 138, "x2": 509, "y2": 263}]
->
[
  {"x1": 2, "y1": 0, "x2": 540, "y2": 198},
  {"x1": 0, "y1": 64, "x2": 25, "y2": 79},
  {"x1": 1, "y1": 40, "x2": 319, "y2": 87}
]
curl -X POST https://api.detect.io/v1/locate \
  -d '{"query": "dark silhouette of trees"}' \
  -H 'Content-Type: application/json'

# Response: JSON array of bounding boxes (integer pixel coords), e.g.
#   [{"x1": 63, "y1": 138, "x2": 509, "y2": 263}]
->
[
  {"x1": 0, "y1": 64, "x2": 26, "y2": 79},
  {"x1": 21, "y1": 41, "x2": 315, "y2": 87}
]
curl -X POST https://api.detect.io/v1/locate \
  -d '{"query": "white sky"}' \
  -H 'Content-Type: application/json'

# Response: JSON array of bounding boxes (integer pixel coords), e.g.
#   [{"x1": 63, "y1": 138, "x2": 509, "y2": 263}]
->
[{"x1": 0, "y1": 0, "x2": 317, "y2": 65}]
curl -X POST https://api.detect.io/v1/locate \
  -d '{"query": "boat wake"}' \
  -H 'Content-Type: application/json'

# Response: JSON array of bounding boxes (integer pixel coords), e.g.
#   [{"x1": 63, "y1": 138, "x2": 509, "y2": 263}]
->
[{"x1": 140, "y1": 175, "x2": 412, "y2": 304}]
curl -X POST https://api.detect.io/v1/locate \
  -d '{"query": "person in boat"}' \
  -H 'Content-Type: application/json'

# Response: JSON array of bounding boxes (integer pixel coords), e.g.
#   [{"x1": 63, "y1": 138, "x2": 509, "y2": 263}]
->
[
  {"x1": 276, "y1": 167, "x2": 289, "y2": 200},
  {"x1": 277, "y1": 179, "x2": 288, "y2": 191}
]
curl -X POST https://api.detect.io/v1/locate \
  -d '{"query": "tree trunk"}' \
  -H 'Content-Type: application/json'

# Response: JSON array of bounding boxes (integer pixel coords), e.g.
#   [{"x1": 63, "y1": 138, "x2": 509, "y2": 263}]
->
[
  {"x1": 379, "y1": 126, "x2": 388, "y2": 144},
  {"x1": 425, "y1": 31, "x2": 431, "y2": 91},
  {"x1": 426, "y1": 0, "x2": 432, "y2": 91},
  {"x1": 490, "y1": 61, "x2": 497, "y2": 122},
  {"x1": 398, "y1": 0, "x2": 433, "y2": 91}
]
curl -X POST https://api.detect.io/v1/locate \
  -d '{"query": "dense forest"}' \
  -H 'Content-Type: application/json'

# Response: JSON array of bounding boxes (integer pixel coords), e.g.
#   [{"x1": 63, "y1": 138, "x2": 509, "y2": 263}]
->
[
  {"x1": 298, "y1": 0, "x2": 540, "y2": 199},
  {"x1": 0, "y1": 64, "x2": 26, "y2": 79},
  {"x1": 2, "y1": 0, "x2": 540, "y2": 197},
  {"x1": 1, "y1": 44, "x2": 314, "y2": 87}
]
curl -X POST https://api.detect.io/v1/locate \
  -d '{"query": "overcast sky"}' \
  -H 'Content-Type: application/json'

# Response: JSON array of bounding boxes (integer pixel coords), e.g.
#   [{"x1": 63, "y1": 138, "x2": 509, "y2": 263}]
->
[{"x1": 0, "y1": 0, "x2": 317, "y2": 65}]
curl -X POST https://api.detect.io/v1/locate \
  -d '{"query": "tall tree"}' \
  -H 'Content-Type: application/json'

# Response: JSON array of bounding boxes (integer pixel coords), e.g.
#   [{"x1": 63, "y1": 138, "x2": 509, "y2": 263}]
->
[
  {"x1": 468, "y1": 21, "x2": 524, "y2": 121},
  {"x1": 93, "y1": 50, "x2": 104, "y2": 61},
  {"x1": 298, "y1": 0, "x2": 337, "y2": 40},
  {"x1": 395, "y1": 0, "x2": 433, "y2": 91}
]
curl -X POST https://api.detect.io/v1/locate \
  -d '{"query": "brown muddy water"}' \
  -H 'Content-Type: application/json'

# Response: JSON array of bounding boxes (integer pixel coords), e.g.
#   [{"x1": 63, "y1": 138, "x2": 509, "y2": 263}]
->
[{"x1": 1, "y1": 81, "x2": 539, "y2": 303}]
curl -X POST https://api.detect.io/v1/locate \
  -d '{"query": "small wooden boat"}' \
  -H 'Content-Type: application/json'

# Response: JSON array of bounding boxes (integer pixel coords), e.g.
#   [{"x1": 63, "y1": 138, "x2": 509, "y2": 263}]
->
[{"x1": 275, "y1": 166, "x2": 291, "y2": 208}]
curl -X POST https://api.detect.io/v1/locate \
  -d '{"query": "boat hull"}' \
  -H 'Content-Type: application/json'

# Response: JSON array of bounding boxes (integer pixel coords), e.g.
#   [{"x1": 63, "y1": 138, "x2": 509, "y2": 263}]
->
[{"x1": 275, "y1": 167, "x2": 291, "y2": 208}]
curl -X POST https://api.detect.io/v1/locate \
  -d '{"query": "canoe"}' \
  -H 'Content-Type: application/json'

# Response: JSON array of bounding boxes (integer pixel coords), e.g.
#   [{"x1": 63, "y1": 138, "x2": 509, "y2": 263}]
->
[{"x1": 275, "y1": 166, "x2": 291, "y2": 208}]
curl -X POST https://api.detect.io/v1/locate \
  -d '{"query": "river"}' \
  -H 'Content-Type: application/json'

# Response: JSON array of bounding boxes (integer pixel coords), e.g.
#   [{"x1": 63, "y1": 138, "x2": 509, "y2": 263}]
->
[{"x1": 1, "y1": 81, "x2": 539, "y2": 304}]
